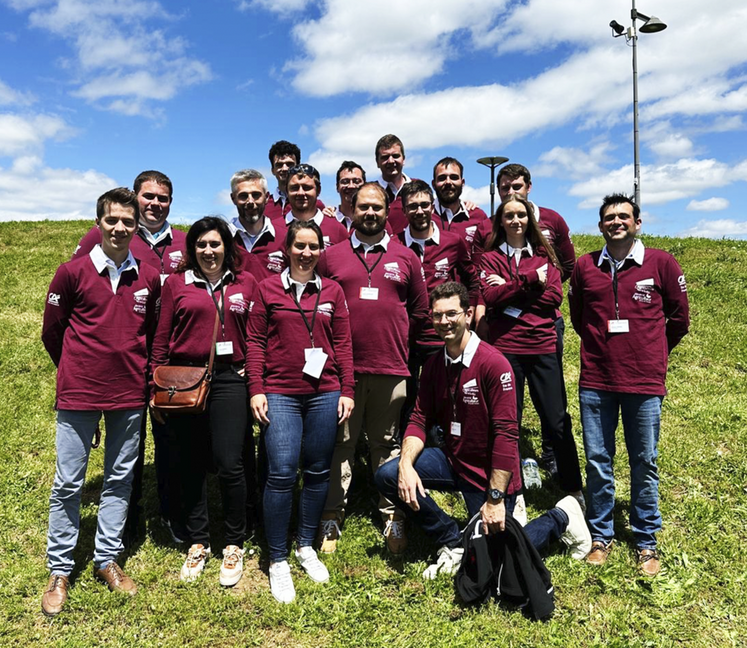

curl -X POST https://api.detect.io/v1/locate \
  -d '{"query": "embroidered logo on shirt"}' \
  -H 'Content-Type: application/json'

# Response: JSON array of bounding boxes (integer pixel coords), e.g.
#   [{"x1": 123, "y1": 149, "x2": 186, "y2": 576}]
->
[
  {"x1": 133, "y1": 287, "x2": 149, "y2": 314},
  {"x1": 47, "y1": 292, "x2": 61, "y2": 306},
  {"x1": 632, "y1": 278, "x2": 654, "y2": 304},
  {"x1": 462, "y1": 380, "x2": 480, "y2": 406},
  {"x1": 266, "y1": 251, "x2": 285, "y2": 274},
  {"x1": 228, "y1": 292, "x2": 247, "y2": 313},
  {"x1": 168, "y1": 250, "x2": 182, "y2": 269},
  {"x1": 433, "y1": 257, "x2": 451, "y2": 280},
  {"x1": 464, "y1": 225, "x2": 477, "y2": 243},
  {"x1": 317, "y1": 302, "x2": 334, "y2": 317},
  {"x1": 500, "y1": 372, "x2": 513, "y2": 392},
  {"x1": 383, "y1": 261, "x2": 404, "y2": 283},
  {"x1": 678, "y1": 274, "x2": 687, "y2": 293}
]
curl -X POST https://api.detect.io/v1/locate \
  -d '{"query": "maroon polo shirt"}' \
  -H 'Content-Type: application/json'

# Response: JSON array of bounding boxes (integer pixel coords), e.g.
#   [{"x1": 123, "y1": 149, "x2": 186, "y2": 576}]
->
[
  {"x1": 74, "y1": 225, "x2": 186, "y2": 279},
  {"x1": 265, "y1": 194, "x2": 326, "y2": 222},
  {"x1": 480, "y1": 247, "x2": 562, "y2": 355},
  {"x1": 246, "y1": 273, "x2": 355, "y2": 398},
  {"x1": 284, "y1": 211, "x2": 349, "y2": 248},
  {"x1": 435, "y1": 203, "x2": 489, "y2": 250},
  {"x1": 405, "y1": 334, "x2": 522, "y2": 494},
  {"x1": 569, "y1": 243, "x2": 689, "y2": 396},
  {"x1": 231, "y1": 217, "x2": 287, "y2": 282},
  {"x1": 42, "y1": 252, "x2": 161, "y2": 410},
  {"x1": 316, "y1": 235, "x2": 429, "y2": 376}
]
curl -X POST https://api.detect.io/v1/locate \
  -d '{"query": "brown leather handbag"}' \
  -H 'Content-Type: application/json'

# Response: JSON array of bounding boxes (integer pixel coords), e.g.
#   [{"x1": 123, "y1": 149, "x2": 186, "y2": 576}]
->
[{"x1": 151, "y1": 312, "x2": 220, "y2": 415}]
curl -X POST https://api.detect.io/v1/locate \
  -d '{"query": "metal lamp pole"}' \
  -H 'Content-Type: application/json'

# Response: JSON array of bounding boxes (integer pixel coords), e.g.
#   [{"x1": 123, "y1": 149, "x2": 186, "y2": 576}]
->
[{"x1": 476, "y1": 156, "x2": 509, "y2": 218}]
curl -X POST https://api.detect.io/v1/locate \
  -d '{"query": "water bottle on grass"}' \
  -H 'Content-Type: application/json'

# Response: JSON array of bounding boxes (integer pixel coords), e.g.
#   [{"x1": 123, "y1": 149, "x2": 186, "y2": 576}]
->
[{"x1": 522, "y1": 458, "x2": 542, "y2": 489}]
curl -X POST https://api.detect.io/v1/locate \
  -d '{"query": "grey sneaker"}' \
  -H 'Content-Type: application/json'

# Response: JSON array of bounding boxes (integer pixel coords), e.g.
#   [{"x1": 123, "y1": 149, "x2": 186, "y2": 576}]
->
[{"x1": 556, "y1": 496, "x2": 592, "y2": 560}]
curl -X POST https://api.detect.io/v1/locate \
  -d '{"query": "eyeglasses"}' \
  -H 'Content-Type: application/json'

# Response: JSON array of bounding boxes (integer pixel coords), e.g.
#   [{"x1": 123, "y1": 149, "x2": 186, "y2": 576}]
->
[
  {"x1": 431, "y1": 309, "x2": 466, "y2": 322},
  {"x1": 288, "y1": 164, "x2": 319, "y2": 179},
  {"x1": 404, "y1": 201, "x2": 433, "y2": 214}
]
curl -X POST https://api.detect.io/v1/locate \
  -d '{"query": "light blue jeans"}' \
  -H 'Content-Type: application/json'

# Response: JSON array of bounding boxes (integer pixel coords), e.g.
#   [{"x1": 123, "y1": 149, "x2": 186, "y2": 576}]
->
[
  {"x1": 579, "y1": 388, "x2": 663, "y2": 549},
  {"x1": 47, "y1": 409, "x2": 142, "y2": 575}
]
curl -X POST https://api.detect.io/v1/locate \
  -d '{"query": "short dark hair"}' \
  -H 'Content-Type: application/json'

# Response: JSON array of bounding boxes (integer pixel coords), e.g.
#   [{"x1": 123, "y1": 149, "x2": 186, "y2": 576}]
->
[
  {"x1": 351, "y1": 182, "x2": 389, "y2": 211},
  {"x1": 399, "y1": 179, "x2": 433, "y2": 208},
  {"x1": 498, "y1": 163, "x2": 531, "y2": 186},
  {"x1": 133, "y1": 170, "x2": 173, "y2": 198},
  {"x1": 181, "y1": 216, "x2": 242, "y2": 275},
  {"x1": 285, "y1": 218, "x2": 324, "y2": 252},
  {"x1": 430, "y1": 281, "x2": 470, "y2": 311},
  {"x1": 96, "y1": 187, "x2": 138, "y2": 220},
  {"x1": 433, "y1": 157, "x2": 464, "y2": 178},
  {"x1": 599, "y1": 193, "x2": 640, "y2": 221},
  {"x1": 288, "y1": 163, "x2": 321, "y2": 194},
  {"x1": 375, "y1": 134, "x2": 405, "y2": 159},
  {"x1": 269, "y1": 140, "x2": 301, "y2": 166},
  {"x1": 336, "y1": 160, "x2": 366, "y2": 185}
]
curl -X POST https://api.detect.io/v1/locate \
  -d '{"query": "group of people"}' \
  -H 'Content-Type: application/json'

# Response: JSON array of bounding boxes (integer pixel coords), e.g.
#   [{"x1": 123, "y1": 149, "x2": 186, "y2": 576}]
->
[{"x1": 40, "y1": 134, "x2": 690, "y2": 615}]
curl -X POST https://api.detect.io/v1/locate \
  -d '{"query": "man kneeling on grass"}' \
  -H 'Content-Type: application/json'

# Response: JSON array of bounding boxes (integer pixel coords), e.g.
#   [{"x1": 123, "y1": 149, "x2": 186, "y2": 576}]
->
[
  {"x1": 40, "y1": 188, "x2": 161, "y2": 616},
  {"x1": 374, "y1": 282, "x2": 590, "y2": 579}
]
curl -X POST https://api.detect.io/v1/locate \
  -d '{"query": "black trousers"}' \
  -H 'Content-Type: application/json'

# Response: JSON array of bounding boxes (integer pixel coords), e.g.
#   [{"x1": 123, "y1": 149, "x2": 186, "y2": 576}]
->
[
  {"x1": 504, "y1": 351, "x2": 583, "y2": 493},
  {"x1": 400, "y1": 345, "x2": 442, "y2": 438},
  {"x1": 539, "y1": 316, "x2": 570, "y2": 460},
  {"x1": 168, "y1": 366, "x2": 255, "y2": 548}
]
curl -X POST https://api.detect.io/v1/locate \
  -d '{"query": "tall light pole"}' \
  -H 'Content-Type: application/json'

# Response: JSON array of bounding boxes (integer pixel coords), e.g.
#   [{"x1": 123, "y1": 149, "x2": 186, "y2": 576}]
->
[
  {"x1": 610, "y1": 1, "x2": 666, "y2": 207},
  {"x1": 476, "y1": 156, "x2": 509, "y2": 218}
]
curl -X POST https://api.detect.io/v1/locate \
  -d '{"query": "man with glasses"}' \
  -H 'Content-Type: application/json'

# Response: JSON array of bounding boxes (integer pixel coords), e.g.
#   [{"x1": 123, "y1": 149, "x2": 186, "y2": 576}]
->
[
  {"x1": 264, "y1": 140, "x2": 325, "y2": 222},
  {"x1": 397, "y1": 180, "x2": 478, "y2": 430},
  {"x1": 375, "y1": 282, "x2": 590, "y2": 579},
  {"x1": 285, "y1": 164, "x2": 348, "y2": 247},
  {"x1": 316, "y1": 182, "x2": 429, "y2": 555}
]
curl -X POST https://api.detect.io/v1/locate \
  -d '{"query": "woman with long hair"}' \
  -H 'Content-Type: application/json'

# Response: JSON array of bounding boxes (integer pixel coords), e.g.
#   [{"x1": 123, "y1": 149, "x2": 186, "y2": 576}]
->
[
  {"x1": 480, "y1": 196, "x2": 583, "y2": 507},
  {"x1": 151, "y1": 216, "x2": 258, "y2": 587},
  {"x1": 247, "y1": 219, "x2": 355, "y2": 604}
]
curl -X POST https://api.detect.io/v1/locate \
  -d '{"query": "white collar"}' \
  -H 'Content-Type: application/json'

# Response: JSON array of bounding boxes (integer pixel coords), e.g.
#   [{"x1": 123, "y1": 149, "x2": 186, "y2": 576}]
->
[
  {"x1": 377, "y1": 173, "x2": 411, "y2": 198},
  {"x1": 444, "y1": 331, "x2": 480, "y2": 368},
  {"x1": 285, "y1": 209, "x2": 324, "y2": 227},
  {"x1": 350, "y1": 230, "x2": 390, "y2": 252},
  {"x1": 89, "y1": 245, "x2": 138, "y2": 275},
  {"x1": 501, "y1": 240, "x2": 533, "y2": 258},
  {"x1": 599, "y1": 239, "x2": 645, "y2": 268},
  {"x1": 230, "y1": 215, "x2": 275, "y2": 246},
  {"x1": 272, "y1": 187, "x2": 286, "y2": 203},
  {"x1": 138, "y1": 222, "x2": 172, "y2": 246},
  {"x1": 434, "y1": 198, "x2": 468, "y2": 223},
  {"x1": 405, "y1": 221, "x2": 440, "y2": 249},
  {"x1": 281, "y1": 267, "x2": 322, "y2": 293},
  {"x1": 185, "y1": 268, "x2": 233, "y2": 289}
]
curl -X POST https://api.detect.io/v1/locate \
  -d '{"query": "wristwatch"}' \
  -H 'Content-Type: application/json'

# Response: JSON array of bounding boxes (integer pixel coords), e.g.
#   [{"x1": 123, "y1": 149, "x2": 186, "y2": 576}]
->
[{"x1": 488, "y1": 488, "x2": 506, "y2": 502}]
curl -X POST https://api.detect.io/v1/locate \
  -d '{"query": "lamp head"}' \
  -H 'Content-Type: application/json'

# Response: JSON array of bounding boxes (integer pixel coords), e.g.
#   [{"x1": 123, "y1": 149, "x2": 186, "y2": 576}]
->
[
  {"x1": 609, "y1": 20, "x2": 626, "y2": 36},
  {"x1": 477, "y1": 156, "x2": 509, "y2": 169},
  {"x1": 639, "y1": 15, "x2": 667, "y2": 33}
]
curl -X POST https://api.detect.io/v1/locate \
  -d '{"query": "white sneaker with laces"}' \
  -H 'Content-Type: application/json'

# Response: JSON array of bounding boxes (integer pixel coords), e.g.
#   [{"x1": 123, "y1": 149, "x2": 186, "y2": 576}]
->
[
  {"x1": 219, "y1": 545, "x2": 245, "y2": 587},
  {"x1": 422, "y1": 545, "x2": 465, "y2": 580},
  {"x1": 180, "y1": 544, "x2": 211, "y2": 582},
  {"x1": 294, "y1": 546, "x2": 329, "y2": 583},
  {"x1": 513, "y1": 493, "x2": 528, "y2": 526},
  {"x1": 556, "y1": 495, "x2": 592, "y2": 560},
  {"x1": 269, "y1": 560, "x2": 295, "y2": 604}
]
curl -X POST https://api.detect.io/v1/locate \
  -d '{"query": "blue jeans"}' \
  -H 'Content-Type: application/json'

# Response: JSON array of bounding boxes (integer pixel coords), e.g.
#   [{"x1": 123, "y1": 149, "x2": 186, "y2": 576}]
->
[
  {"x1": 264, "y1": 391, "x2": 340, "y2": 562},
  {"x1": 374, "y1": 448, "x2": 567, "y2": 552},
  {"x1": 579, "y1": 388, "x2": 663, "y2": 548},
  {"x1": 47, "y1": 409, "x2": 142, "y2": 575}
]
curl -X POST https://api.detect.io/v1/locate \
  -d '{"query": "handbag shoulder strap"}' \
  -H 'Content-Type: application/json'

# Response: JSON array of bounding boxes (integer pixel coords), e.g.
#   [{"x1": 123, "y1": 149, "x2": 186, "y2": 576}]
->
[{"x1": 206, "y1": 310, "x2": 220, "y2": 374}]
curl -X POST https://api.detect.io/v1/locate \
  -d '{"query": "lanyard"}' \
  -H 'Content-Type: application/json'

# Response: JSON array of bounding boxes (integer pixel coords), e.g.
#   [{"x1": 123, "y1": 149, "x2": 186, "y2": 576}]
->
[
  {"x1": 290, "y1": 282, "x2": 322, "y2": 348},
  {"x1": 207, "y1": 281, "x2": 226, "y2": 337},
  {"x1": 353, "y1": 245, "x2": 385, "y2": 288},
  {"x1": 446, "y1": 352, "x2": 466, "y2": 421},
  {"x1": 611, "y1": 263, "x2": 621, "y2": 320},
  {"x1": 138, "y1": 230, "x2": 167, "y2": 271}
]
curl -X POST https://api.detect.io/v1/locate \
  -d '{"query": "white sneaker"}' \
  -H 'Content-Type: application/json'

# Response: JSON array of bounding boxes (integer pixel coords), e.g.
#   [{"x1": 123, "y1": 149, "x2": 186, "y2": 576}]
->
[
  {"x1": 513, "y1": 493, "x2": 528, "y2": 526},
  {"x1": 219, "y1": 545, "x2": 245, "y2": 587},
  {"x1": 556, "y1": 495, "x2": 592, "y2": 560},
  {"x1": 269, "y1": 561, "x2": 295, "y2": 604},
  {"x1": 422, "y1": 545, "x2": 464, "y2": 580},
  {"x1": 180, "y1": 544, "x2": 210, "y2": 582},
  {"x1": 294, "y1": 546, "x2": 330, "y2": 583}
]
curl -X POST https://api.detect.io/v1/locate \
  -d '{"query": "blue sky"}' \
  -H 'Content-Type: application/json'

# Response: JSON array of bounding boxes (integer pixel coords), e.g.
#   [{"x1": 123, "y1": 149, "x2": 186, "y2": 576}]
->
[{"x1": 1, "y1": 0, "x2": 746, "y2": 238}]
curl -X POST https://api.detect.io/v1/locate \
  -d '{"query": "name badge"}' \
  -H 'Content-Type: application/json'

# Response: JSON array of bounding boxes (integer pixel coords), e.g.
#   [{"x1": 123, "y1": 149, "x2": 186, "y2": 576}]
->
[
  {"x1": 450, "y1": 422, "x2": 462, "y2": 437},
  {"x1": 303, "y1": 347, "x2": 328, "y2": 378},
  {"x1": 160, "y1": 273, "x2": 169, "y2": 285},
  {"x1": 503, "y1": 306, "x2": 522, "y2": 318},
  {"x1": 607, "y1": 319, "x2": 630, "y2": 333},
  {"x1": 359, "y1": 286, "x2": 379, "y2": 300},
  {"x1": 216, "y1": 341, "x2": 234, "y2": 355}
]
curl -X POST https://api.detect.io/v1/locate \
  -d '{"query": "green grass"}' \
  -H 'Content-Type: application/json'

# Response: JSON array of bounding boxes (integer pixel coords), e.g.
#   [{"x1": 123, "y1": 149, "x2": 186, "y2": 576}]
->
[{"x1": 0, "y1": 221, "x2": 745, "y2": 647}]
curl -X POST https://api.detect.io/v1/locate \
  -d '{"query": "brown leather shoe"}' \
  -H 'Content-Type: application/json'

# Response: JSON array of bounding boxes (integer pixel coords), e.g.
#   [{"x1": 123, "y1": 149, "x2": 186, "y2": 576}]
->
[
  {"x1": 41, "y1": 574, "x2": 69, "y2": 617},
  {"x1": 95, "y1": 562, "x2": 137, "y2": 595},
  {"x1": 637, "y1": 548, "x2": 661, "y2": 576},
  {"x1": 586, "y1": 540, "x2": 614, "y2": 565}
]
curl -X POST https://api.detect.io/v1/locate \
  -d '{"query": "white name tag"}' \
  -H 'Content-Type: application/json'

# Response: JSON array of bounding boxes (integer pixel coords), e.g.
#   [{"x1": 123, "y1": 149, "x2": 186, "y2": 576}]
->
[
  {"x1": 450, "y1": 421, "x2": 462, "y2": 437},
  {"x1": 303, "y1": 347, "x2": 328, "y2": 378},
  {"x1": 160, "y1": 273, "x2": 169, "y2": 285},
  {"x1": 359, "y1": 286, "x2": 379, "y2": 300},
  {"x1": 607, "y1": 319, "x2": 630, "y2": 333},
  {"x1": 503, "y1": 306, "x2": 522, "y2": 318},
  {"x1": 216, "y1": 341, "x2": 234, "y2": 355}
]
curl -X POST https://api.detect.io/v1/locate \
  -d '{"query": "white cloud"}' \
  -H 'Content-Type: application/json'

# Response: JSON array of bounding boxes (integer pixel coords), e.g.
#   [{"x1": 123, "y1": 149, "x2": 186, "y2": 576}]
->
[
  {"x1": 649, "y1": 133, "x2": 694, "y2": 159},
  {"x1": 0, "y1": 79, "x2": 35, "y2": 106},
  {"x1": 680, "y1": 219, "x2": 747, "y2": 239},
  {"x1": 534, "y1": 142, "x2": 614, "y2": 180},
  {"x1": 0, "y1": 113, "x2": 75, "y2": 157},
  {"x1": 686, "y1": 197, "x2": 729, "y2": 212},
  {"x1": 245, "y1": 0, "x2": 311, "y2": 13},
  {"x1": 6, "y1": 0, "x2": 212, "y2": 116}
]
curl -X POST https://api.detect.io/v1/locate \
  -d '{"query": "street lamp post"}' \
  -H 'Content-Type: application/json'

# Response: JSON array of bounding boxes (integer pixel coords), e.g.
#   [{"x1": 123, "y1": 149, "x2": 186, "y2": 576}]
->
[
  {"x1": 476, "y1": 156, "x2": 509, "y2": 218},
  {"x1": 610, "y1": 0, "x2": 666, "y2": 207}
]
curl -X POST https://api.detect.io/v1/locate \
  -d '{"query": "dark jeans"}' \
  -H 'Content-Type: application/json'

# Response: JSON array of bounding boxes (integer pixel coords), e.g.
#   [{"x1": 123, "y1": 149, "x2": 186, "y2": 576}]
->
[
  {"x1": 374, "y1": 449, "x2": 567, "y2": 552},
  {"x1": 263, "y1": 391, "x2": 340, "y2": 562},
  {"x1": 539, "y1": 316, "x2": 570, "y2": 460},
  {"x1": 504, "y1": 351, "x2": 583, "y2": 493},
  {"x1": 168, "y1": 366, "x2": 255, "y2": 548}
]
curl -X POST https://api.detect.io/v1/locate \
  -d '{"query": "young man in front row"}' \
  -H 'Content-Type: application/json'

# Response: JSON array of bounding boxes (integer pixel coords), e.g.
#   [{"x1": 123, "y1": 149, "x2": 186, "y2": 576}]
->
[
  {"x1": 375, "y1": 282, "x2": 590, "y2": 578},
  {"x1": 40, "y1": 188, "x2": 161, "y2": 616}
]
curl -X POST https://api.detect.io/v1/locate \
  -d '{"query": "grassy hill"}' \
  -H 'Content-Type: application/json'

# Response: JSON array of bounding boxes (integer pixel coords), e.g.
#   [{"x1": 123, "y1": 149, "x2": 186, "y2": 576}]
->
[{"x1": 0, "y1": 221, "x2": 745, "y2": 647}]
